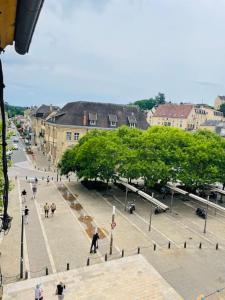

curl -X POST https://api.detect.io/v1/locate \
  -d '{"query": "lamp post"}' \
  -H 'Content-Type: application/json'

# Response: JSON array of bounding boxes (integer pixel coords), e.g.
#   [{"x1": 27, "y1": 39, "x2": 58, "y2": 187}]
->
[
  {"x1": 170, "y1": 190, "x2": 174, "y2": 213},
  {"x1": 203, "y1": 196, "x2": 209, "y2": 234},
  {"x1": 124, "y1": 186, "x2": 128, "y2": 211},
  {"x1": 20, "y1": 212, "x2": 24, "y2": 279},
  {"x1": 109, "y1": 206, "x2": 115, "y2": 255},
  {"x1": 148, "y1": 193, "x2": 154, "y2": 231}
]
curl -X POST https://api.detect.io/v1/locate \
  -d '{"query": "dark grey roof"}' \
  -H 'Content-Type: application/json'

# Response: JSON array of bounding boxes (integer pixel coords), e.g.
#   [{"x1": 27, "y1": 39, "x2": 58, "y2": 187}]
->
[
  {"x1": 34, "y1": 104, "x2": 59, "y2": 119},
  {"x1": 48, "y1": 101, "x2": 148, "y2": 129},
  {"x1": 201, "y1": 120, "x2": 222, "y2": 126},
  {"x1": 218, "y1": 96, "x2": 225, "y2": 100}
]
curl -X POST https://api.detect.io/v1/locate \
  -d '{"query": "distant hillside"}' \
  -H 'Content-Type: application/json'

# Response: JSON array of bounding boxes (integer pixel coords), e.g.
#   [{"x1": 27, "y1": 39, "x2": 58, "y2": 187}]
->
[{"x1": 5, "y1": 103, "x2": 27, "y2": 118}]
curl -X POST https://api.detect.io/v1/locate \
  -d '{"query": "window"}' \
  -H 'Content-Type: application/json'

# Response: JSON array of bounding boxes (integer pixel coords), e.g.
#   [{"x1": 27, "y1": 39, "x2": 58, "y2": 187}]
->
[
  {"x1": 66, "y1": 132, "x2": 71, "y2": 141},
  {"x1": 90, "y1": 120, "x2": 96, "y2": 126},
  {"x1": 129, "y1": 123, "x2": 136, "y2": 128},
  {"x1": 74, "y1": 133, "x2": 80, "y2": 140},
  {"x1": 110, "y1": 121, "x2": 117, "y2": 127}
]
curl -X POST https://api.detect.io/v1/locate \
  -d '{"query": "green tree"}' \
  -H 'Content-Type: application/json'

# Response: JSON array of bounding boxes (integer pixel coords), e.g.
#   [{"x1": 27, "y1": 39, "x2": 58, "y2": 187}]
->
[
  {"x1": 132, "y1": 93, "x2": 166, "y2": 111},
  {"x1": 219, "y1": 103, "x2": 225, "y2": 117}
]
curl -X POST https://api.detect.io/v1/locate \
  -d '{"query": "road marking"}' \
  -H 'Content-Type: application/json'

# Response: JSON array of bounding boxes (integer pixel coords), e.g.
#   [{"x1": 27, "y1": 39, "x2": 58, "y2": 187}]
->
[
  {"x1": 17, "y1": 178, "x2": 30, "y2": 278},
  {"x1": 64, "y1": 182, "x2": 122, "y2": 255},
  {"x1": 53, "y1": 182, "x2": 105, "y2": 262},
  {"x1": 29, "y1": 183, "x2": 57, "y2": 274}
]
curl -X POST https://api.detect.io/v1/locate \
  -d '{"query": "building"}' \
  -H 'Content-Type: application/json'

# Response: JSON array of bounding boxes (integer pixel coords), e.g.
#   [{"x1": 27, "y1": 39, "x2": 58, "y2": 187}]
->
[
  {"x1": 200, "y1": 120, "x2": 225, "y2": 137},
  {"x1": 148, "y1": 103, "x2": 224, "y2": 130},
  {"x1": 45, "y1": 101, "x2": 148, "y2": 165},
  {"x1": 30, "y1": 104, "x2": 59, "y2": 145},
  {"x1": 214, "y1": 96, "x2": 225, "y2": 109}
]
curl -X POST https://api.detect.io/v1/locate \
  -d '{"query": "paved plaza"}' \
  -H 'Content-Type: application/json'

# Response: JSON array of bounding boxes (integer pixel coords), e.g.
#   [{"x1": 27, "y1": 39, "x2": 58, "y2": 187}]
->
[{"x1": 2, "y1": 135, "x2": 225, "y2": 299}]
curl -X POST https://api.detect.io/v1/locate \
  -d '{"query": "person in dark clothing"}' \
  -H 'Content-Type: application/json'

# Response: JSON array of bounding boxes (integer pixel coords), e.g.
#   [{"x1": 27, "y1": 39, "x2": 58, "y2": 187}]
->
[
  {"x1": 90, "y1": 232, "x2": 99, "y2": 253},
  {"x1": 24, "y1": 206, "x2": 29, "y2": 224},
  {"x1": 21, "y1": 189, "x2": 27, "y2": 203},
  {"x1": 56, "y1": 282, "x2": 65, "y2": 300}
]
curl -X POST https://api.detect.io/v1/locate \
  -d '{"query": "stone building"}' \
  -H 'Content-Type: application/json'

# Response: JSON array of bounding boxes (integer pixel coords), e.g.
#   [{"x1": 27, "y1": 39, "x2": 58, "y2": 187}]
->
[{"x1": 44, "y1": 101, "x2": 148, "y2": 165}]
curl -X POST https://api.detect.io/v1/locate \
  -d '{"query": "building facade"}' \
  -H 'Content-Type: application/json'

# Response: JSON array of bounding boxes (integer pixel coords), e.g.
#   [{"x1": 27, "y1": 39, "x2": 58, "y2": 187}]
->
[
  {"x1": 214, "y1": 96, "x2": 225, "y2": 110},
  {"x1": 148, "y1": 103, "x2": 224, "y2": 130},
  {"x1": 44, "y1": 101, "x2": 148, "y2": 165}
]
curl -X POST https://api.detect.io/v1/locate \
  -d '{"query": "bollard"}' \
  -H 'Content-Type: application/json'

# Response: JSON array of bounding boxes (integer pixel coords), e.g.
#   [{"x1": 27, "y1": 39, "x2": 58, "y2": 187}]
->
[
  {"x1": 137, "y1": 247, "x2": 140, "y2": 254},
  {"x1": 168, "y1": 241, "x2": 171, "y2": 249},
  {"x1": 67, "y1": 263, "x2": 70, "y2": 270},
  {"x1": 154, "y1": 244, "x2": 156, "y2": 251},
  {"x1": 25, "y1": 270, "x2": 28, "y2": 279},
  {"x1": 216, "y1": 243, "x2": 219, "y2": 250},
  {"x1": 69, "y1": 178, "x2": 71, "y2": 182},
  {"x1": 45, "y1": 169, "x2": 46, "y2": 172},
  {"x1": 199, "y1": 242, "x2": 202, "y2": 249},
  {"x1": 184, "y1": 242, "x2": 186, "y2": 249},
  {"x1": 45, "y1": 267, "x2": 48, "y2": 275},
  {"x1": 87, "y1": 258, "x2": 90, "y2": 266},
  {"x1": 52, "y1": 177, "x2": 53, "y2": 181},
  {"x1": 105, "y1": 254, "x2": 108, "y2": 261},
  {"x1": 60, "y1": 177, "x2": 62, "y2": 181},
  {"x1": 42, "y1": 177, "x2": 44, "y2": 180},
  {"x1": 38, "y1": 168, "x2": 39, "y2": 170},
  {"x1": 121, "y1": 249, "x2": 124, "y2": 257},
  {"x1": 26, "y1": 176, "x2": 27, "y2": 180}
]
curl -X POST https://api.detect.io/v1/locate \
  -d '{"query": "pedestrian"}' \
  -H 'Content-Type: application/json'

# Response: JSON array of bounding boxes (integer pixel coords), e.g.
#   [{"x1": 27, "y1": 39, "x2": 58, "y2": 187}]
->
[
  {"x1": 24, "y1": 206, "x2": 29, "y2": 224},
  {"x1": 90, "y1": 232, "x2": 99, "y2": 253},
  {"x1": 21, "y1": 189, "x2": 27, "y2": 203},
  {"x1": 32, "y1": 185, "x2": 37, "y2": 199},
  {"x1": 34, "y1": 283, "x2": 43, "y2": 300},
  {"x1": 35, "y1": 177, "x2": 38, "y2": 184},
  {"x1": 56, "y1": 282, "x2": 65, "y2": 300},
  {"x1": 50, "y1": 203, "x2": 56, "y2": 216},
  {"x1": 44, "y1": 203, "x2": 49, "y2": 218},
  {"x1": 47, "y1": 176, "x2": 50, "y2": 184}
]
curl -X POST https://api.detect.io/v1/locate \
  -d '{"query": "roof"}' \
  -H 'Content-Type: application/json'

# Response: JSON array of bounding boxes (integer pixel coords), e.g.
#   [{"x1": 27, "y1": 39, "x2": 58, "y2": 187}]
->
[
  {"x1": 218, "y1": 96, "x2": 225, "y2": 100},
  {"x1": 48, "y1": 101, "x2": 148, "y2": 129},
  {"x1": 34, "y1": 105, "x2": 59, "y2": 119},
  {"x1": 201, "y1": 120, "x2": 222, "y2": 126},
  {"x1": 153, "y1": 104, "x2": 193, "y2": 119}
]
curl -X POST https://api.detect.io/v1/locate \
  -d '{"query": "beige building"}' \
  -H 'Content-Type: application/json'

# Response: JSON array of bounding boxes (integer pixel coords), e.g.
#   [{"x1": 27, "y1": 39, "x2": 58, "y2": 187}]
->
[
  {"x1": 200, "y1": 120, "x2": 225, "y2": 137},
  {"x1": 148, "y1": 103, "x2": 224, "y2": 130},
  {"x1": 44, "y1": 101, "x2": 148, "y2": 165},
  {"x1": 214, "y1": 96, "x2": 225, "y2": 109}
]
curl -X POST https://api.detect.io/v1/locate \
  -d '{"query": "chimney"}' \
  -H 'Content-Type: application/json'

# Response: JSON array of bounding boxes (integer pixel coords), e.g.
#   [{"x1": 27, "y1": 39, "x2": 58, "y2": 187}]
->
[{"x1": 83, "y1": 111, "x2": 87, "y2": 126}]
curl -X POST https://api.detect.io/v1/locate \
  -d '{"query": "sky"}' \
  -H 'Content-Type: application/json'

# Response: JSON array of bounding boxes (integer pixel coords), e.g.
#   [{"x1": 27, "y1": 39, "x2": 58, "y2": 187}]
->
[{"x1": 2, "y1": 0, "x2": 225, "y2": 107}]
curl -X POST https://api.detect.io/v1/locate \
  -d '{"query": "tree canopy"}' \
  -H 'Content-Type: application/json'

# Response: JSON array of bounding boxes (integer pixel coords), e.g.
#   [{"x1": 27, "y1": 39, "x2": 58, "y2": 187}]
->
[
  {"x1": 219, "y1": 103, "x2": 225, "y2": 117},
  {"x1": 58, "y1": 126, "x2": 225, "y2": 190},
  {"x1": 131, "y1": 93, "x2": 166, "y2": 111}
]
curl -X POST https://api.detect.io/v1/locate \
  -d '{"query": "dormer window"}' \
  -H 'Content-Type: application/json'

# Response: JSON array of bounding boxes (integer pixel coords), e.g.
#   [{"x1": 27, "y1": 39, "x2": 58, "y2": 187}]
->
[
  {"x1": 108, "y1": 114, "x2": 118, "y2": 127},
  {"x1": 128, "y1": 114, "x2": 137, "y2": 128},
  {"x1": 89, "y1": 112, "x2": 97, "y2": 126}
]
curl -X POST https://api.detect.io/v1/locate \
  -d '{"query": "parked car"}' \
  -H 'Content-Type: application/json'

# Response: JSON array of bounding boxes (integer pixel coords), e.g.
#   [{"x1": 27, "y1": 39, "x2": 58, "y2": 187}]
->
[{"x1": 196, "y1": 208, "x2": 207, "y2": 219}]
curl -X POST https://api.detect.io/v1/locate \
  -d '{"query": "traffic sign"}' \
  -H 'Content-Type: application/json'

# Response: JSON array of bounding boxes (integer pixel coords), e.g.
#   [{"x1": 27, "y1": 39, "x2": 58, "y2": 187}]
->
[{"x1": 111, "y1": 221, "x2": 116, "y2": 230}]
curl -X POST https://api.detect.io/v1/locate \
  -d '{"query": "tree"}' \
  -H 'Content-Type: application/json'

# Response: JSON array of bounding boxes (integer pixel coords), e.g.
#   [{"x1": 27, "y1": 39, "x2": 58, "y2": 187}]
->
[
  {"x1": 219, "y1": 103, "x2": 225, "y2": 117},
  {"x1": 132, "y1": 93, "x2": 166, "y2": 111}
]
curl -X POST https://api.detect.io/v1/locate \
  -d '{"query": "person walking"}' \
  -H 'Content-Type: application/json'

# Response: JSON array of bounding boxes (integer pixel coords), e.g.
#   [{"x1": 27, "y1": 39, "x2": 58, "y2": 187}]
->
[
  {"x1": 44, "y1": 203, "x2": 49, "y2": 218},
  {"x1": 24, "y1": 206, "x2": 29, "y2": 224},
  {"x1": 56, "y1": 282, "x2": 65, "y2": 300},
  {"x1": 90, "y1": 232, "x2": 99, "y2": 253},
  {"x1": 32, "y1": 185, "x2": 37, "y2": 199},
  {"x1": 21, "y1": 189, "x2": 27, "y2": 203},
  {"x1": 50, "y1": 203, "x2": 56, "y2": 217},
  {"x1": 34, "y1": 283, "x2": 43, "y2": 300},
  {"x1": 47, "y1": 176, "x2": 50, "y2": 184}
]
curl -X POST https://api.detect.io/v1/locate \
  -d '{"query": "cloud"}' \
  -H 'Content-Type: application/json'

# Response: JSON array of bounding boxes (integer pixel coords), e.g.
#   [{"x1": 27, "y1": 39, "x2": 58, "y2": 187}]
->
[{"x1": 3, "y1": 0, "x2": 225, "y2": 106}]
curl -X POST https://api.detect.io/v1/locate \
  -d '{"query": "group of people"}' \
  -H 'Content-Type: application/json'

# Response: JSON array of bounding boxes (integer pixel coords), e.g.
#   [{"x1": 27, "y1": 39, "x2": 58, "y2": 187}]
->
[
  {"x1": 44, "y1": 202, "x2": 56, "y2": 218},
  {"x1": 35, "y1": 281, "x2": 65, "y2": 300}
]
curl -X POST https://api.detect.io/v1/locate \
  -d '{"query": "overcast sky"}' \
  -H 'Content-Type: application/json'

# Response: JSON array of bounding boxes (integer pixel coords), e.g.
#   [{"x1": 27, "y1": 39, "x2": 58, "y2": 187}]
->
[{"x1": 2, "y1": 0, "x2": 225, "y2": 107}]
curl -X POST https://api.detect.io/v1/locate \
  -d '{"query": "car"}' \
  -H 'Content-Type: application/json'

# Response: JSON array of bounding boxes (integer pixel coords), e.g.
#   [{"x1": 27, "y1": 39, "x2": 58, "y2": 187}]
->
[
  {"x1": 196, "y1": 207, "x2": 207, "y2": 219},
  {"x1": 12, "y1": 144, "x2": 18, "y2": 150}
]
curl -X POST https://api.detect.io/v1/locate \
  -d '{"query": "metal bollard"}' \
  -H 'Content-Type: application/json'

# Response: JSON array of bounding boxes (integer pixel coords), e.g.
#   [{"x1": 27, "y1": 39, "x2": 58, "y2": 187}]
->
[
  {"x1": 26, "y1": 176, "x2": 27, "y2": 180},
  {"x1": 45, "y1": 169, "x2": 46, "y2": 172},
  {"x1": 154, "y1": 244, "x2": 156, "y2": 251},
  {"x1": 87, "y1": 258, "x2": 90, "y2": 266},
  {"x1": 38, "y1": 168, "x2": 39, "y2": 170},
  {"x1": 52, "y1": 177, "x2": 53, "y2": 181},
  {"x1": 137, "y1": 247, "x2": 140, "y2": 254},
  {"x1": 199, "y1": 242, "x2": 202, "y2": 249},
  {"x1": 121, "y1": 249, "x2": 124, "y2": 257},
  {"x1": 45, "y1": 267, "x2": 48, "y2": 275},
  {"x1": 25, "y1": 270, "x2": 28, "y2": 279},
  {"x1": 184, "y1": 242, "x2": 186, "y2": 248},
  {"x1": 216, "y1": 243, "x2": 219, "y2": 250},
  {"x1": 60, "y1": 177, "x2": 62, "y2": 181},
  {"x1": 67, "y1": 263, "x2": 70, "y2": 270},
  {"x1": 69, "y1": 178, "x2": 71, "y2": 182},
  {"x1": 105, "y1": 254, "x2": 107, "y2": 261},
  {"x1": 168, "y1": 241, "x2": 171, "y2": 249}
]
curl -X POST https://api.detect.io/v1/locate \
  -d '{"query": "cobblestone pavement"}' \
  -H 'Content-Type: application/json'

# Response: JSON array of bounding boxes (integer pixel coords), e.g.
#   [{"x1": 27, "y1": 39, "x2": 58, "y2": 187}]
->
[{"x1": 3, "y1": 255, "x2": 183, "y2": 300}]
